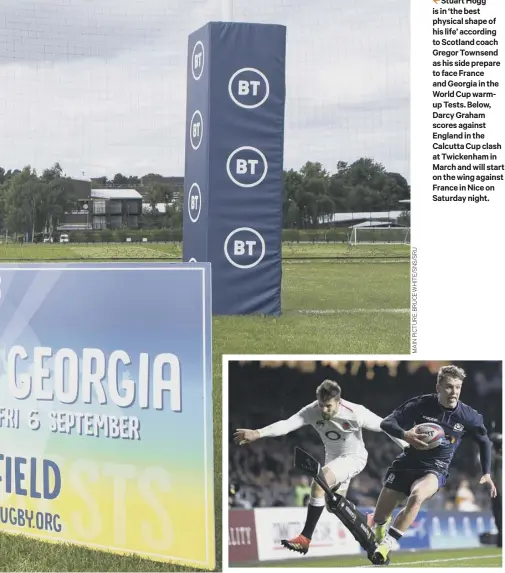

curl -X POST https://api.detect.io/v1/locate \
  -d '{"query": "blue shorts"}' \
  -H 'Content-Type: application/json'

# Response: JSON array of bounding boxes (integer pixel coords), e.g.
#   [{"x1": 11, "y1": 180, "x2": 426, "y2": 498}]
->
[{"x1": 383, "y1": 468, "x2": 447, "y2": 496}]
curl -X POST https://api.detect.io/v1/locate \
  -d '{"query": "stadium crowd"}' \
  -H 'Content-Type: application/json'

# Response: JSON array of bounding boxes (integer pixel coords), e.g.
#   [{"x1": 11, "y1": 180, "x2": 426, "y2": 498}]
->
[{"x1": 229, "y1": 361, "x2": 501, "y2": 512}]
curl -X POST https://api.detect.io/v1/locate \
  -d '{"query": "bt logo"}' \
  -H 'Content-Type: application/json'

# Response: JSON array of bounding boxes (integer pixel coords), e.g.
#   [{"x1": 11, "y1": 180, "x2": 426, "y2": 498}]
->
[
  {"x1": 190, "y1": 110, "x2": 203, "y2": 150},
  {"x1": 188, "y1": 183, "x2": 202, "y2": 223},
  {"x1": 224, "y1": 228, "x2": 266, "y2": 269},
  {"x1": 191, "y1": 41, "x2": 204, "y2": 80},
  {"x1": 228, "y1": 68, "x2": 270, "y2": 109},
  {"x1": 226, "y1": 146, "x2": 268, "y2": 187}
]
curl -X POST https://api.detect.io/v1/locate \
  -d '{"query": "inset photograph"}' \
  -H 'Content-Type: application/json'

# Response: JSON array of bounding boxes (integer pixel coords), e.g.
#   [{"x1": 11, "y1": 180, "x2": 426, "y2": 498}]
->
[{"x1": 227, "y1": 360, "x2": 502, "y2": 567}]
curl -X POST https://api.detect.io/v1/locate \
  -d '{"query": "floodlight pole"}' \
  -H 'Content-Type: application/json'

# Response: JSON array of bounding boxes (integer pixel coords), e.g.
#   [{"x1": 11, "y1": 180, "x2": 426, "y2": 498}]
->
[{"x1": 222, "y1": 0, "x2": 234, "y2": 21}]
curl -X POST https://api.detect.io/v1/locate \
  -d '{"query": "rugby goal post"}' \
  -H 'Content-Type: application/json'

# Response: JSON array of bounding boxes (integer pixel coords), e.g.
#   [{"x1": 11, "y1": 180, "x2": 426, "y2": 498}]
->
[{"x1": 348, "y1": 226, "x2": 411, "y2": 245}]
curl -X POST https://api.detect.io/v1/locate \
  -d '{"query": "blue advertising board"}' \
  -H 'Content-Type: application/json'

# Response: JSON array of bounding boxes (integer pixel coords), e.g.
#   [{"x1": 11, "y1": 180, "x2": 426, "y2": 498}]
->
[
  {"x1": 427, "y1": 511, "x2": 497, "y2": 549},
  {"x1": 361, "y1": 508, "x2": 496, "y2": 551},
  {"x1": 183, "y1": 21, "x2": 286, "y2": 315},
  {"x1": 0, "y1": 263, "x2": 214, "y2": 568},
  {"x1": 395, "y1": 510, "x2": 430, "y2": 550}
]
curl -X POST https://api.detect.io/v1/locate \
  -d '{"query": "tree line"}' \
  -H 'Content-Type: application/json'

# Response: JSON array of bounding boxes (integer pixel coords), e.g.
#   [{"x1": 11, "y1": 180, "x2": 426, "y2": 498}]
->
[
  {"x1": 0, "y1": 164, "x2": 76, "y2": 239},
  {"x1": 0, "y1": 158, "x2": 410, "y2": 237},
  {"x1": 282, "y1": 159, "x2": 409, "y2": 228}
]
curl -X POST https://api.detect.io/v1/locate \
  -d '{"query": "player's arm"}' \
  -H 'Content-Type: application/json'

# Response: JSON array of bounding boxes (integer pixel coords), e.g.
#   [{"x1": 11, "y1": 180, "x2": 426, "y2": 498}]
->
[
  {"x1": 234, "y1": 407, "x2": 309, "y2": 446},
  {"x1": 357, "y1": 405, "x2": 408, "y2": 449},
  {"x1": 380, "y1": 398, "x2": 430, "y2": 450},
  {"x1": 468, "y1": 413, "x2": 497, "y2": 498}
]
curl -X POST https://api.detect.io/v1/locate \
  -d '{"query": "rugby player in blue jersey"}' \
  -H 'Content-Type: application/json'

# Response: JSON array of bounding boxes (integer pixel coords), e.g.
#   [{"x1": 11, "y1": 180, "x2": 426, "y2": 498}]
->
[{"x1": 371, "y1": 365, "x2": 497, "y2": 565}]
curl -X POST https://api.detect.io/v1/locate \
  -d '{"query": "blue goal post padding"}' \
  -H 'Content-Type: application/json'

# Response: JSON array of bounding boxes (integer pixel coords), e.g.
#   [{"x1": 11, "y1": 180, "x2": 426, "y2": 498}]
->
[{"x1": 183, "y1": 22, "x2": 286, "y2": 315}]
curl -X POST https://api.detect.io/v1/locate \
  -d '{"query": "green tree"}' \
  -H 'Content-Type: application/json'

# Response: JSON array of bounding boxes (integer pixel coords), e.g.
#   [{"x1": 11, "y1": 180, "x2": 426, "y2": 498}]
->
[
  {"x1": 41, "y1": 162, "x2": 63, "y2": 182},
  {"x1": 0, "y1": 181, "x2": 6, "y2": 233},
  {"x1": 284, "y1": 161, "x2": 333, "y2": 228},
  {"x1": 142, "y1": 182, "x2": 176, "y2": 228},
  {"x1": 2, "y1": 167, "x2": 43, "y2": 238},
  {"x1": 283, "y1": 169, "x2": 303, "y2": 228},
  {"x1": 1, "y1": 165, "x2": 76, "y2": 239},
  {"x1": 91, "y1": 176, "x2": 108, "y2": 188},
  {"x1": 112, "y1": 173, "x2": 129, "y2": 187},
  {"x1": 164, "y1": 194, "x2": 183, "y2": 230},
  {"x1": 128, "y1": 175, "x2": 141, "y2": 186},
  {"x1": 43, "y1": 178, "x2": 77, "y2": 234}
]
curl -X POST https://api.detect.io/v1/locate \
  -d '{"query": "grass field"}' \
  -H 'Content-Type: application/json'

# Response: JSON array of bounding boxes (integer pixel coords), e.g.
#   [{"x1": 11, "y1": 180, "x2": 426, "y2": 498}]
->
[
  {"x1": 0, "y1": 242, "x2": 409, "y2": 571},
  {"x1": 246, "y1": 547, "x2": 503, "y2": 568},
  {"x1": 0, "y1": 241, "x2": 409, "y2": 261},
  {"x1": 0, "y1": 242, "x2": 410, "y2": 355}
]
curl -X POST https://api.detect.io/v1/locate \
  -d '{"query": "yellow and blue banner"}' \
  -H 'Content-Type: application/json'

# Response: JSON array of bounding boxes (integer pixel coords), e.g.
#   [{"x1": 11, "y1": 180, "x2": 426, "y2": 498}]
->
[{"x1": 0, "y1": 263, "x2": 214, "y2": 569}]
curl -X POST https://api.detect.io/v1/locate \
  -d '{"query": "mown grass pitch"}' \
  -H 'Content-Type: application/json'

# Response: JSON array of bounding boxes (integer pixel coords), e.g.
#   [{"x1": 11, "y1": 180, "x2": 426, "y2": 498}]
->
[
  {"x1": 246, "y1": 547, "x2": 502, "y2": 568},
  {"x1": 0, "y1": 242, "x2": 408, "y2": 570},
  {"x1": 216, "y1": 259, "x2": 409, "y2": 355},
  {"x1": 0, "y1": 241, "x2": 408, "y2": 261},
  {"x1": 0, "y1": 242, "x2": 410, "y2": 354}
]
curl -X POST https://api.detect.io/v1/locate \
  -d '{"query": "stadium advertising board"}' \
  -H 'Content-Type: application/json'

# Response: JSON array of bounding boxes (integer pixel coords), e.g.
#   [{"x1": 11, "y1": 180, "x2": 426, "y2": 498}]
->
[
  {"x1": 392, "y1": 511, "x2": 430, "y2": 550},
  {"x1": 427, "y1": 511, "x2": 497, "y2": 550},
  {"x1": 253, "y1": 507, "x2": 360, "y2": 561},
  {"x1": 0, "y1": 263, "x2": 214, "y2": 569},
  {"x1": 229, "y1": 508, "x2": 259, "y2": 563},
  {"x1": 228, "y1": 509, "x2": 497, "y2": 563}
]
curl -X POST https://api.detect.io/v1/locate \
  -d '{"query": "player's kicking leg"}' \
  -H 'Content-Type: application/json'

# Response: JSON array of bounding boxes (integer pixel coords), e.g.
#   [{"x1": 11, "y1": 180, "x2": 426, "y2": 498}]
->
[
  {"x1": 281, "y1": 455, "x2": 365, "y2": 555},
  {"x1": 372, "y1": 485, "x2": 405, "y2": 543},
  {"x1": 373, "y1": 472, "x2": 440, "y2": 565},
  {"x1": 280, "y1": 466, "x2": 333, "y2": 554}
]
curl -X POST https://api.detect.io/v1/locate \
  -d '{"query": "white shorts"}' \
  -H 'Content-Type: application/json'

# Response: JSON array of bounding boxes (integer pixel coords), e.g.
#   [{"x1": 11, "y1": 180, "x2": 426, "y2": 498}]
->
[{"x1": 323, "y1": 453, "x2": 367, "y2": 495}]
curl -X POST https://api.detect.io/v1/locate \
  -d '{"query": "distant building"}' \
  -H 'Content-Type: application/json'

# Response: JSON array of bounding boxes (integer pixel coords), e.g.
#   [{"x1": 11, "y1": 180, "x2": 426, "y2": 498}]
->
[
  {"x1": 57, "y1": 179, "x2": 143, "y2": 231},
  {"x1": 318, "y1": 210, "x2": 406, "y2": 227},
  {"x1": 90, "y1": 189, "x2": 143, "y2": 230}
]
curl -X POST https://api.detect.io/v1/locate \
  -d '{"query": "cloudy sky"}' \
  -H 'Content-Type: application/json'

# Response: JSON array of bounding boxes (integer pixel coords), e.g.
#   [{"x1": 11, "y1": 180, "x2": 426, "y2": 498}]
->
[{"x1": 0, "y1": 0, "x2": 410, "y2": 179}]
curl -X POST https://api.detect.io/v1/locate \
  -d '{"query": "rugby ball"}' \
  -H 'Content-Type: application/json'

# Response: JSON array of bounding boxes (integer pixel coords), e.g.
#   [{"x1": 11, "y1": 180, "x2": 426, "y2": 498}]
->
[{"x1": 415, "y1": 423, "x2": 445, "y2": 449}]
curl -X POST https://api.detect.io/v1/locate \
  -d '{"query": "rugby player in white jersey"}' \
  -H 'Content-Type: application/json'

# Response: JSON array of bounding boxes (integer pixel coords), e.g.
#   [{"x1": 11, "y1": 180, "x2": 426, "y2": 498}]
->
[{"x1": 234, "y1": 379, "x2": 412, "y2": 555}]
